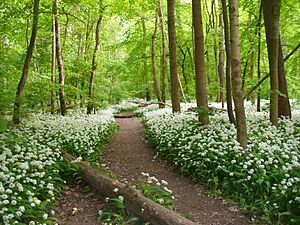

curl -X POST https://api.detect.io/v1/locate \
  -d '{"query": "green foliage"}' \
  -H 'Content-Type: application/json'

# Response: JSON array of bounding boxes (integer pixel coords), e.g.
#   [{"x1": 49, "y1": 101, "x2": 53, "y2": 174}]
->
[{"x1": 98, "y1": 197, "x2": 147, "y2": 225}]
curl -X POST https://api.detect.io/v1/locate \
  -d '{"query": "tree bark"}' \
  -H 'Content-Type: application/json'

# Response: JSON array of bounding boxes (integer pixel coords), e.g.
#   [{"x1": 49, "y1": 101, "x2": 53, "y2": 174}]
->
[
  {"x1": 142, "y1": 16, "x2": 151, "y2": 101},
  {"x1": 221, "y1": 0, "x2": 236, "y2": 125},
  {"x1": 158, "y1": 0, "x2": 167, "y2": 107},
  {"x1": 87, "y1": 13, "x2": 103, "y2": 114},
  {"x1": 54, "y1": 0, "x2": 67, "y2": 116},
  {"x1": 13, "y1": 0, "x2": 40, "y2": 124},
  {"x1": 167, "y1": 0, "x2": 181, "y2": 113},
  {"x1": 278, "y1": 37, "x2": 291, "y2": 118},
  {"x1": 218, "y1": 9, "x2": 225, "y2": 108},
  {"x1": 151, "y1": 9, "x2": 162, "y2": 106},
  {"x1": 192, "y1": 0, "x2": 209, "y2": 125},
  {"x1": 229, "y1": 0, "x2": 247, "y2": 148},
  {"x1": 256, "y1": 2, "x2": 262, "y2": 112},
  {"x1": 262, "y1": 0, "x2": 280, "y2": 126},
  {"x1": 51, "y1": 13, "x2": 56, "y2": 115}
]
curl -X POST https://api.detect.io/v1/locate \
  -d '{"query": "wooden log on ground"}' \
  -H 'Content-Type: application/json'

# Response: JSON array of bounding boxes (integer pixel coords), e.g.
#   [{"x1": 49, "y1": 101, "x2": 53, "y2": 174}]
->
[
  {"x1": 63, "y1": 153, "x2": 197, "y2": 225},
  {"x1": 113, "y1": 111, "x2": 137, "y2": 118}
]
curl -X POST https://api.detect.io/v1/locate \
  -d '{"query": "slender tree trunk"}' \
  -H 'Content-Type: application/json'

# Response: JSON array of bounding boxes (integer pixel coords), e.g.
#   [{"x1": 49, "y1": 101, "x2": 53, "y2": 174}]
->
[
  {"x1": 13, "y1": 0, "x2": 40, "y2": 124},
  {"x1": 257, "y1": 2, "x2": 262, "y2": 112},
  {"x1": 142, "y1": 16, "x2": 151, "y2": 101},
  {"x1": 262, "y1": 0, "x2": 280, "y2": 126},
  {"x1": 54, "y1": 0, "x2": 67, "y2": 116},
  {"x1": 192, "y1": 0, "x2": 209, "y2": 125},
  {"x1": 80, "y1": 19, "x2": 91, "y2": 107},
  {"x1": 229, "y1": 0, "x2": 247, "y2": 148},
  {"x1": 151, "y1": 9, "x2": 162, "y2": 105},
  {"x1": 221, "y1": 0, "x2": 236, "y2": 125},
  {"x1": 167, "y1": 0, "x2": 181, "y2": 113},
  {"x1": 87, "y1": 14, "x2": 103, "y2": 114},
  {"x1": 177, "y1": 73, "x2": 186, "y2": 101},
  {"x1": 51, "y1": 13, "x2": 56, "y2": 115},
  {"x1": 158, "y1": 0, "x2": 167, "y2": 107},
  {"x1": 278, "y1": 37, "x2": 291, "y2": 118},
  {"x1": 218, "y1": 10, "x2": 225, "y2": 108}
]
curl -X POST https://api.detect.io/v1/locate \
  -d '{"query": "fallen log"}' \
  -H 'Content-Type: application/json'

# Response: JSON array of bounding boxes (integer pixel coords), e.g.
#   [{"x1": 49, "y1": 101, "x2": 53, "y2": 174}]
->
[
  {"x1": 63, "y1": 153, "x2": 197, "y2": 225},
  {"x1": 113, "y1": 111, "x2": 137, "y2": 118}
]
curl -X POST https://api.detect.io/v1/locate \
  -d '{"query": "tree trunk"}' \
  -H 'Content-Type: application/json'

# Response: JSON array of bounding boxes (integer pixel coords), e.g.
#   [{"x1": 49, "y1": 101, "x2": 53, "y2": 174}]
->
[
  {"x1": 167, "y1": 0, "x2": 181, "y2": 113},
  {"x1": 278, "y1": 37, "x2": 291, "y2": 118},
  {"x1": 218, "y1": 9, "x2": 225, "y2": 108},
  {"x1": 87, "y1": 13, "x2": 103, "y2": 114},
  {"x1": 256, "y1": 2, "x2": 262, "y2": 112},
  {"x1": 192, "y1": 0, "x2": 209, "y2": 125},
  {"x1": 229, "y1": 0, "x2": 247, "y2": 148},
  {"x1": 142, "y1": 16, "x2": 151, "y2": 101},
  {"x1": 158, "y1": 0, "x2": 167, "y2": 107},
  {"x1": 13, "y1": 0, "x2": 40, "y2": 124},
  {"x1": 151, "y1": 9, "x2": 162, "y2": 106},
  {"x1": 221, "y1": 0, "x2": 236, "y2": 125},
  {"x1": 262, "y1": 0, "x2": 280, "y2": 126},
  {"x1": 54, "y1": 0, "x2": 67, "y2": 116},
  {"x1": 51, "y1": 13, "x2": 56, "y2": 115}
]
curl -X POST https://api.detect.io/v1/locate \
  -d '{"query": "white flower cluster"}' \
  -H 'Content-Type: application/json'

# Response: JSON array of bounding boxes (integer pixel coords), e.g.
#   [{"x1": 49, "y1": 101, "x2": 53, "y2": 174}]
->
[
  {"x1": 111, "y1": 101, "x2": 139, "y2": 114},
  {"x1": 0, "y1": 110, "x2": 116, "y2": 224},
  {"x1": 142, "y1": 104, "x2": 300, "y2": 221}
]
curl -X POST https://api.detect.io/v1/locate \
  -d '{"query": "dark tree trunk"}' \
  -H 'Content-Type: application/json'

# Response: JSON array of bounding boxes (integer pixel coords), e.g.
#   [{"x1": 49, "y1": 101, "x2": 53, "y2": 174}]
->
[
  {"x1": 142, "y1": 16, "x2": 151, "y2": 101},
  {"x1": 151, "y1": 9, "x2": 162, "y2": 106},
  {"x1": 54, "y1": 0, "x2": 67, "y2": 116},
  {"x1": 278, "y1": 37, "x2": 291, "y2": 118},
  {"x1": 51, "y1": 13, "x2": 56, "y2": 115},
  {"x1": 158, "y1": 0, "x2": 167, "y2": 107},
  {"x1": 192, "y1": 0, "x2": 209, "y2": 125},
  {"x1": 262, "y1": 0, "x2": 280, "y2": 126},
  {"x1": 167, "y1": 0, "x2": 181, "y2": 112},
  {"x1": 221, "y1": 0, "x2": 236, "y2": 125},
  {"x1": 13, "y1": 0, "x2": 40, "y2": 124},
  {"x1": 229, "y1": 0, "x2": 248, "y2": 148},
  {"x1": 87, "y1": 14, "x2": 103, "y2": 114}
]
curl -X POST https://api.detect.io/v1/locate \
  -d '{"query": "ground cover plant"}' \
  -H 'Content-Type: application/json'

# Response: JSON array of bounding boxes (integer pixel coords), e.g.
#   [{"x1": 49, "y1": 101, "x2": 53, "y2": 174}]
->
[
  {"x1": 112, "y1": 101, "x2": 139, "y2": 114},
  {"x1": 0, "y1": 110, "x2": 117, "y2": 225},
  {"x1": 141, "y1": 103, "x2": 300, "y2": 224}
]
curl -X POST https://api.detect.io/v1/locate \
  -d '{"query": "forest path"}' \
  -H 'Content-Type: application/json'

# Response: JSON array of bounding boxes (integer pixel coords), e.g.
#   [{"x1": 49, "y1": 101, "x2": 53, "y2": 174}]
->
[{"x1": 101, "y1": 117, "x2": 250, "y2": 225}]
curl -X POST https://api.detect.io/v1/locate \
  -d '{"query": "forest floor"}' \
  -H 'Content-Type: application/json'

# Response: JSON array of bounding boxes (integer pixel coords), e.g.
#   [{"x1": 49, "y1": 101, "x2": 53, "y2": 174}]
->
[{"x1": 55, "y1": 116, "x2": 251, "y2": 225}]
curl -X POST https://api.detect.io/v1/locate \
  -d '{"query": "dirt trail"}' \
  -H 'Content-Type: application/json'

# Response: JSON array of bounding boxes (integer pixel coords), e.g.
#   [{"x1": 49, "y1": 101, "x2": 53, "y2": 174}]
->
[{"x1": 101, "y1": 118, "x2": 250, "y2": 225}]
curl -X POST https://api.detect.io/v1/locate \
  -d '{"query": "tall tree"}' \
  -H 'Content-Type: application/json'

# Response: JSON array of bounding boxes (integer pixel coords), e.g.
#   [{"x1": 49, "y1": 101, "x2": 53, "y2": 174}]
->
[
  {"x1": 87, "y1": 10, "x2": 103, "y2": 114},
  {"x1": 221, "y1": 0, "x2": 235, "y2": 125},
  {"x1": 54, "y1": 0, "x2": 67, "y2": 116},
  {"x1": 262, "y1": 0, "x2": 280, "y2": 126},
  {"x1": 278, "y1": 37, "x2": 291, "y2": 118},
  {"x1": 218, "y1": 9, "x2": 225, "y2": 108},
  {"x1": 51, "y1": 13, "x2": 56, "y2": 115},
  {"x1": 158, "y1": 0, "x2": 167, "y2": 107},
  {"x1": 229, "y1": 0, "x2": 247, "y2": 148},
  {"x1": 167, "y1": 0, "x2": 181, "y2": 113},
  {"x1": 142, "y1": 16, "x2": 151, "y2": 101},
  {"x1": 256, "y1": 1, "x2": 262, "y2": 112},
  {"x1": 13, "y1": 0, "x2": 40, "y2": 124},
  {"x1": 151, "y1": 8, "x2": 162, "y2": 105},
  {"x1": 192, "y1": 0, "x2": 209, "y2": 125}
]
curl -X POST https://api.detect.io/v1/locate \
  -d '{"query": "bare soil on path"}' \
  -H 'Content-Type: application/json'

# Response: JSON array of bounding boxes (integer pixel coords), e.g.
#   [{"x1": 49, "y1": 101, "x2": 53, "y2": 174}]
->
[{"x1": 101, "y1": 117, "x2": 250, "y2": 225}]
